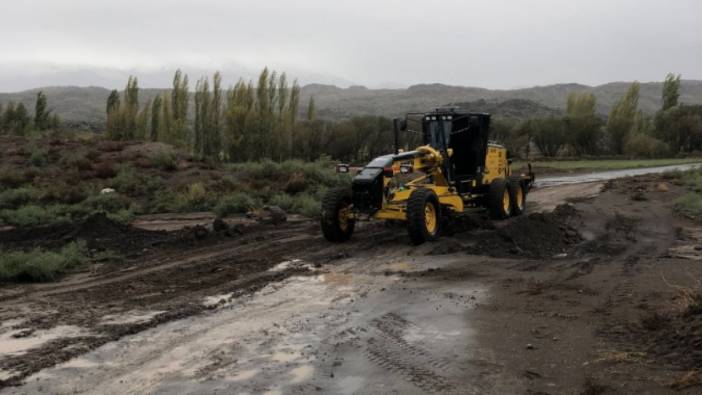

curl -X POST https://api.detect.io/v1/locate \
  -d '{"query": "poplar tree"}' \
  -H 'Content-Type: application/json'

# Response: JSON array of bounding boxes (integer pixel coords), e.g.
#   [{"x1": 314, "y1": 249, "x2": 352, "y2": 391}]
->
[
  {"x1": 34, "y1": 91, "x2": 51, "y2": 130},
  {"x1": 136, "y1": 99, "x2": 151, "y2": 140},
  {"x1": 565, "y1": 92, "x2": 602, "y2": 155},
  {"x1": 172, "y1": 69, "x2": 189, "y2": 145},
  {"x1": 150, "y1": 95, "x2": 162, "y2": 141},
  {"x1": 607, "y1": 82, "x2": 640, "y2": 154},
  {"x1": 210, "y1": 72, "x2": 223, "y2": 159},
  {"x1": 662, "y1": 73, "x2": 681, "y2": 111},
  {"x1": 307, "y1": 96, "x2": 316, "y2": 121}
]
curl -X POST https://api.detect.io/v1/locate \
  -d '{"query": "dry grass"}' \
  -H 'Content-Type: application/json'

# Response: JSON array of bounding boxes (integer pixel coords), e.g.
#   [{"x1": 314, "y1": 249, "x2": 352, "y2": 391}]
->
[
  {"x1": 668, "y1": 370, "x2": 702, "y2": 390},
  {"x1": 595, "y1": 350, "x2": 646, "y2": 364}
]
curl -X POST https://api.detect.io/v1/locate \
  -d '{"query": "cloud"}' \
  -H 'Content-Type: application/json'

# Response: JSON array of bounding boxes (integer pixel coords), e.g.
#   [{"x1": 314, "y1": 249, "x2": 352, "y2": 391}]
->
[{"x1": 1, "y1": 0, "x2": 700, "y2": 90}]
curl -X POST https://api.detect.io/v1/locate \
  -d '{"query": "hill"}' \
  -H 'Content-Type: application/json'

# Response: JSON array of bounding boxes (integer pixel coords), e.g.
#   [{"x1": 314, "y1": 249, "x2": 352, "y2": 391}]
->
[{"x1": 1, "y1": 80, "x2": 701, "y2": 130}]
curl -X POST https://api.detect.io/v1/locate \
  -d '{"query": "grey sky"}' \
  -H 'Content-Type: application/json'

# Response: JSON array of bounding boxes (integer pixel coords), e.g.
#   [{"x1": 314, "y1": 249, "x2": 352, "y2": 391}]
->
[{"x1": 1, "y1": 0, "x2": 700, "y2": 91}]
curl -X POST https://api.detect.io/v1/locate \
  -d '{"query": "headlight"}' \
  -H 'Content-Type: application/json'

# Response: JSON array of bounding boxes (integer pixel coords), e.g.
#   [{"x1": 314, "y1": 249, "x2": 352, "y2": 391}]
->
[{"x1": 336, "y1": 164, "x2": 350, "y2": 173}]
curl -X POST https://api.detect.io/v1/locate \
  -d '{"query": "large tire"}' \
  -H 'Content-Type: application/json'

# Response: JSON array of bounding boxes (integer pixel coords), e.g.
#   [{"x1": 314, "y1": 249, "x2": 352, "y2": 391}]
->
[
  {"x1": 487, "y1": 178, "x2": 511, "y2": 219},
  {"x1": 406, "y1": 188, "x2": 441, "y2": 245},
  {"x1": 508, "y1": 176, "x2": 526, "y2": 216},
  {"x1": 321, "y1": 188, "x2": 355, "y2": 242}
]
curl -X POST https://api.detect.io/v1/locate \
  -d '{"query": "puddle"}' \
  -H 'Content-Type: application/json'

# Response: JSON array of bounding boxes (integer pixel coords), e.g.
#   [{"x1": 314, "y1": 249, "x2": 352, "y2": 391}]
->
[
  {"x1": 0, "y1": 368, "x2": 17, "y2": 381},
  {"x1": 289, "y1": 365, "x2": 313, "y2": 384},
  {"x1": 337, "y1": 376, "x2": 365, "y2": 395},
  {"x1": 100, "y1": 310, "x2": 164, "y2": 325},
  {"x1": 535, "y1": 163, "x2": 702, "y2": 187},
  {"x1": 268, "y1": 259, "x2": 314, "y2": 272},
  {"x1": 384, "y1": 261, "x2": 417, "y2": 272},
  {"x1": 0, "y1": 325, "x2": 89, "y2": 356},
  {"x1": 229, "y1": 369, "x2": 259, "y2": 382},
  {"x1": 320, "y1": 272, "x2": 354, "y2": 286}
]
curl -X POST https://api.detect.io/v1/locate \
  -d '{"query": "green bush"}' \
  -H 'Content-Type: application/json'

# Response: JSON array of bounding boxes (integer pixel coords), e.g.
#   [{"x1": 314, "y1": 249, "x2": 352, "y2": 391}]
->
[
  {"x1": 268, "y1": 193, "x2": 295, "y2": 211},
  {"x1": 82, "y1": 193, "x2": 132, "y2": 213},
  {"x1": 60, "y1": 152, "x2": 92, "y2": 171},
  {"x1": 675, "y1": 192, "x2": 702, "y2": 219},
  {"x1": 623, "y1": 134, "x2": 670, "y2": 158},
  {"x1": 0, "y1": 167, "x2": 27, "y2": 190},
  {"x1": 111, "y1": 165, "x2": 163, "y2": 197},
  {"x1": 214, "y1": 192, "x2": 257, "y2": 216},
  {"x1": 0, "y1": 188, "x2": 38, "y2": 209},
  {"x1": 152, "y1": 149, "x2": 178, "y2": 171},
  {"x1": 29, "y1": 147, "x2": 48, "y2": 167},
  {"x1": 0, "y1": 205, "x2": 71, "y2": 227},
  {"x1": 291, "y1": 193, "x2": 320, "y2": 218},
  {"x1": 0, "y1": 242, "x2": 87, "y2": 282}
]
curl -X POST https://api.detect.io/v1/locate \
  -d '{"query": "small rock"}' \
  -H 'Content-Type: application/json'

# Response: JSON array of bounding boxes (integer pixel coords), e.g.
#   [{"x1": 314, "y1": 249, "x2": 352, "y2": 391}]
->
[
  {"x1": 657, "y1": 182, "x2": 669, "y2": 192},
  {"x1": 526, "y1": 343, "x2": 535, "y2": 350}
]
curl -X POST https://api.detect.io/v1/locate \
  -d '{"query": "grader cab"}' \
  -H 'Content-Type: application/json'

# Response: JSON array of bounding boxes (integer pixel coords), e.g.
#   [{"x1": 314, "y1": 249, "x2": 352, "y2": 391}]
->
[{"x1": 321, "y1": 108, "x2": 534, "y2": 245}]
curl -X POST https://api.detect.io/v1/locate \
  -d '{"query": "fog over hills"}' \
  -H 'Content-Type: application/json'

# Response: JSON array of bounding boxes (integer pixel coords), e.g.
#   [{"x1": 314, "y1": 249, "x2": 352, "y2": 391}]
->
[{"x1": 2, "y1": 80, "x2": 702, "y2": 130}]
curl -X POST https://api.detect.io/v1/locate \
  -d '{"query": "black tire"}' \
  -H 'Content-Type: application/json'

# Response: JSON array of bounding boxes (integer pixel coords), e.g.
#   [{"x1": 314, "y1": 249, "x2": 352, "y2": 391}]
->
[
  {"x1": 487, "y1": 178, "x2": 511, "y2": 219},
  {"x1": 321, "y1": 188, "x2": 355, "y2": 242},
  {"x1": 406, "y1": 188, "x2": 441, "y2": 245},
  {"x1": 508, "y1": 176, "x2": 527, "y2": 216}
]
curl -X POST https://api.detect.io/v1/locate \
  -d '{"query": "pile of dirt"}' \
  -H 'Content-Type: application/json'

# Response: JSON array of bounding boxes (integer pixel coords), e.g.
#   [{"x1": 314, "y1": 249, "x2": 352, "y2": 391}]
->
[
  {"x1": 0, "y1": 213, "x2": 209, "y2": 255},
  {"x1": 464, "y1": 204, "x2": 582, "y2": 258}
]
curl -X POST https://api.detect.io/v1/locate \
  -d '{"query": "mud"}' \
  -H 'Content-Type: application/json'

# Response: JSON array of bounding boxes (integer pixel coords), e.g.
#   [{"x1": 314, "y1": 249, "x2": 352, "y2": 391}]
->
[{"x1": 2, "y1": 172, "x2": 702, "y2": 394}]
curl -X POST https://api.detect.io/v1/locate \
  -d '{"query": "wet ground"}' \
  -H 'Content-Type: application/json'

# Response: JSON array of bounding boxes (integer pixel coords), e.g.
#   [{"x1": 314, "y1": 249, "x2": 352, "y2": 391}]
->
[{"x1": 2, "y1": 168, "x2": 702, "y2": 394}]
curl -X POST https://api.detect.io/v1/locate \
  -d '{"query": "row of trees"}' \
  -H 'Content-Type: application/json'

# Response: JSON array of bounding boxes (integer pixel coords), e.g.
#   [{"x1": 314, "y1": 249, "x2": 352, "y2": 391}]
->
[
  {"x1": 496, "y1": 73, "x2": 702, "y2": 158},
  {"x1": 0, "y1": 92, "x2": 60, "y2": 135}
]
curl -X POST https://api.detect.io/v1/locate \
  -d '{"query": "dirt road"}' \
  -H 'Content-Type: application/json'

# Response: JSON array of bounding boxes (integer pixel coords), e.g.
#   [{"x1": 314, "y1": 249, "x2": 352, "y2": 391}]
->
[{"x1": 2, "y1": 172, "x2": 702, "y2": 394}]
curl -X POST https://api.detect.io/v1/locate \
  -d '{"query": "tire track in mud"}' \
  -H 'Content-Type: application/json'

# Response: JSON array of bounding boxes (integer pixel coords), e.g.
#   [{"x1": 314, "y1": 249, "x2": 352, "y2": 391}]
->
[{"x1": 363, "y1": 312, "x2": 461, "y2": 394}]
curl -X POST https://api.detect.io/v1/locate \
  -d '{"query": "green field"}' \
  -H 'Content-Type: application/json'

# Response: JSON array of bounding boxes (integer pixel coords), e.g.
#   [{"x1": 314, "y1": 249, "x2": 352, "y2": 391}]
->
[{"x1": 514, "y1": 158, "x2": 702, "y2": 174}]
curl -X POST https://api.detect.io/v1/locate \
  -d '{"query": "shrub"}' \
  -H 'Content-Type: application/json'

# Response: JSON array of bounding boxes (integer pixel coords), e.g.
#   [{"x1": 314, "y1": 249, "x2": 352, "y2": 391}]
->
[
  {"x1": 268, "y1": 193, "x2": 295, "y2": 211},
  {"x1": 29, "y1": 147, "x2": 48, "y2": 167},
  {"x1": 0, "y1": 167, "x2": 27, "y2": 190},
  {"x1": 675, "y1": 192, "x2": 702, "y2": 219},
  {"x1": 82, "y1": 193, "x2": 132, "y2": 213},
  {"x1": 60, "y1": 152, "x2": 93, "y2": 171},
  {"x1": 0, "y1": 188, "x2": 38, "y2": 210},
  {"x1": 94, "y1": 162, "x2": 117, "y2": 179},
  {"x1": 0, "y1": 204, "x2": 77, "y2": 227},
  {"x1": 623, "y1": 134, "x2": 670, "y2": 158},
  {"x1": 291, "y1": 193, "x2": 320, "y2": 218},
  {"x1": 41, "y1": 183, "x2": 87, "y2": 205},
  {"x1": 111, "y1": 165, "x2": 163, "y2": 196},
  {"x1": 186, "y1": 182, "x2": 207, "y2": 205},
  {"x1": 0, "y1": 242, "x2": 88, "y2": 282},
  {"x1": 152, "y1": 149, "x2": 178, "y2": 171},
  {"x1": 284, "y1": 172, "x2": 308, "y2": 194},
  {"x1": 214, "y1": 192, "x2": 257, "y2": 216}
]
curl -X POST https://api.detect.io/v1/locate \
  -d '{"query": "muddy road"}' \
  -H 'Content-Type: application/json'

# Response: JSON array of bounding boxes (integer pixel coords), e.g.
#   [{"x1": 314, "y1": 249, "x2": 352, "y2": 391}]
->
[{"x1": 2, "y1": 172, "x2": 702, "y2": 394}]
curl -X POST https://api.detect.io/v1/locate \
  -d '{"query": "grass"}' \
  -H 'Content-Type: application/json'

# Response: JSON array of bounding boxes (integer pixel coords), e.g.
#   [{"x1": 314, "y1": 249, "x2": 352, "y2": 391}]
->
[
  {"x1": 514, "y1": 158, "x2": 701, "y2": 173},
  {"x1": 0, "y1": 241, "x2": 88, "y2": 282},
  {"x1": 674, "y1": 169, "x2": 702, "y2": 219}
]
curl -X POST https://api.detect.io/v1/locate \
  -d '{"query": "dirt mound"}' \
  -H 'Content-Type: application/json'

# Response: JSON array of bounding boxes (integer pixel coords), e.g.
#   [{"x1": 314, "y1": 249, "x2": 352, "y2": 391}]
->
[{"x1": 464, "y1": 204, "x2": 582, "y2": 258}]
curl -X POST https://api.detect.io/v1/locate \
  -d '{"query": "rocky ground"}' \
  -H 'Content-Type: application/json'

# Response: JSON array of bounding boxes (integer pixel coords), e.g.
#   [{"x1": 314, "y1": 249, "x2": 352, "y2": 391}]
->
[{"x1": 1, "y1": 173, "x2": 701, "y2": 394}]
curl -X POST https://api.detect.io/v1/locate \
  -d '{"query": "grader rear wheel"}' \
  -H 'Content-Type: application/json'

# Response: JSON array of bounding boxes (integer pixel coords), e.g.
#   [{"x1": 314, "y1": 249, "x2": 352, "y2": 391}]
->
[
  {"x1": 508, "y1": 176, "x2": 526, "y2": 216},
  {"x1": 406, "y1": 188, "x2": 441, "y2": 245},
  {"x1": 487, "y1": 178, "x2": 511, "y2": 219}
]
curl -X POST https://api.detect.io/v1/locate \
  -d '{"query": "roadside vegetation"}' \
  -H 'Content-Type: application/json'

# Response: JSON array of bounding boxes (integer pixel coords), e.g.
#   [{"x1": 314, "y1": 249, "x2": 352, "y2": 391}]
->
[
  {"x1": 0, "y1": 241, "x2": 87, "y2": 282},
  {"x1": 674, "y1": 169, "x2": 702, "y2": 219}
]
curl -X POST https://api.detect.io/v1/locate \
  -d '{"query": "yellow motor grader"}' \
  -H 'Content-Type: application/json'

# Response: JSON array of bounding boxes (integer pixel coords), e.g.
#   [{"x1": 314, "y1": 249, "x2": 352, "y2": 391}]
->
[{"x1": 321, "y1": 108, "x2": 534, "y2": 245}]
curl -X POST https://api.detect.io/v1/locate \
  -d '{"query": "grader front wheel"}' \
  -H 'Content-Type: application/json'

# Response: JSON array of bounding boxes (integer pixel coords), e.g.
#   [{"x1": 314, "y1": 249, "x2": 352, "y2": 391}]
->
[
  {"x1": 407, "y1": 188, "x2": 441, "y2": 245},
  {"x1": 321, "y1": 188, "x2": 355, "y2": 242}
]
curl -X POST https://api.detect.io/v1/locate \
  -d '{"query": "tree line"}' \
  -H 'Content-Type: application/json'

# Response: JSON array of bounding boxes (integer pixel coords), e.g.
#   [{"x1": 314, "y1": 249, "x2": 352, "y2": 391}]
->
[
  {"x1": 105, "y1": 67, "x2": 411, "y2": 163},
  {"x1": 106, "y1": 69, "x2": 701, "y2": 162},
  {"x1": 0, "y1": 92, "x2": 60, "y2": 135},
  {"x1": 495, "y1": 73, "x2": 702, "y2": 158}
]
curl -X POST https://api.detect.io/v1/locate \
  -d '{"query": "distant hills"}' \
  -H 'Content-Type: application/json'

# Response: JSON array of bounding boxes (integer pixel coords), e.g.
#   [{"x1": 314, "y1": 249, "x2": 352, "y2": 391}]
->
[{"x1": 1, "y1": 80, "x2": 702, "y2": 130}]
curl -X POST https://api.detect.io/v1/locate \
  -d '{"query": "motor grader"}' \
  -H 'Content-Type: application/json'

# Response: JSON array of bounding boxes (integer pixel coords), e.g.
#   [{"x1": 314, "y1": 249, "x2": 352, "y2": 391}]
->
[{"x1": 321, "y1": 108, "x2": 534, "y2": 245}]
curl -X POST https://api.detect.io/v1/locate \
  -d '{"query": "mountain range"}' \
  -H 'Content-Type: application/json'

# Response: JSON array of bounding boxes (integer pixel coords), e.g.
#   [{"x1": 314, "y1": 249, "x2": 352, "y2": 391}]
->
[{"x1": 1, "y1": 80, "x2": 701, "y2": 130}]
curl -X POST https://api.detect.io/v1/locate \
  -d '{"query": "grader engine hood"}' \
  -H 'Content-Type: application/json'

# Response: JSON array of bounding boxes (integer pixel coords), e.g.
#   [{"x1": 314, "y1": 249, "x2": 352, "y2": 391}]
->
[{"x1": 351, "y1": 155, "x2": 394, "y2": 214}]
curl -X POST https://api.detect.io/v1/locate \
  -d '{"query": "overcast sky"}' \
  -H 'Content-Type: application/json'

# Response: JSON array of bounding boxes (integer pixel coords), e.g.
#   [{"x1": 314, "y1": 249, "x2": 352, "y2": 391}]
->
[{"x1": 1, "y1": 0, "x2": 700, "y2": 91}]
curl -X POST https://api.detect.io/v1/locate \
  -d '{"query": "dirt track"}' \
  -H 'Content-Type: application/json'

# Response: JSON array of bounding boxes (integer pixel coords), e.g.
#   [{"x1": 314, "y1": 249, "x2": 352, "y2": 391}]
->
[{"x1": 2, "y1": 173, "x2": 702, "y2": 394}]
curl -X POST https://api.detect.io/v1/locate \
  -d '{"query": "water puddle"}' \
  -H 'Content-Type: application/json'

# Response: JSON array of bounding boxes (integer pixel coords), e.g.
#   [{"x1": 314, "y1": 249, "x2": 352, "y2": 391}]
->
[
  {"x1": 100, "y1": 310, "x2": 164, "y2": 325},
  {"x1": 289, "y1": 365, "x2": 314, "y2": 384},
  {"x1": 0, "y1": 325, "x2": 89, "y2": 356}
]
